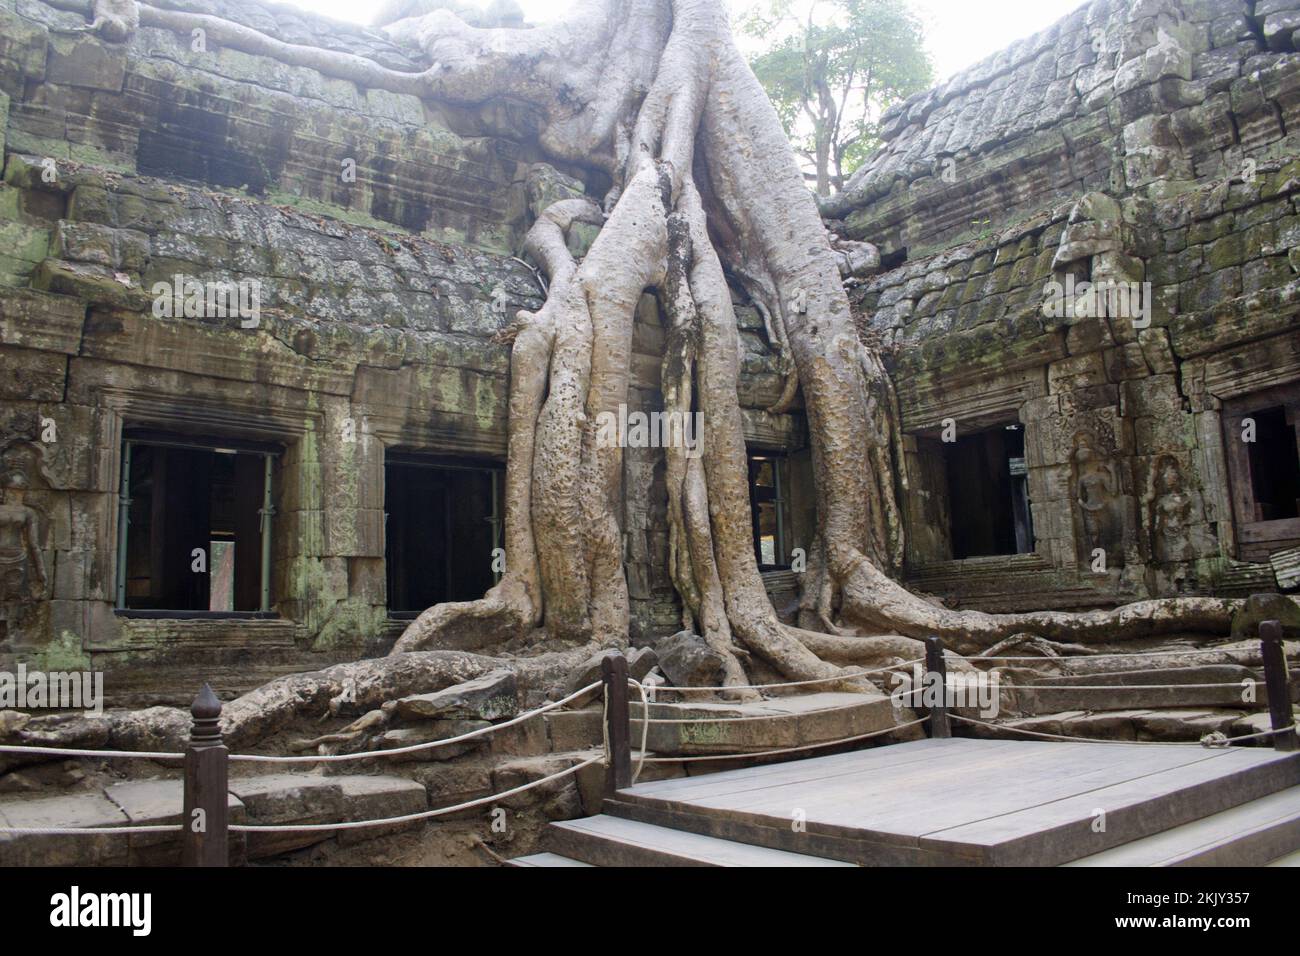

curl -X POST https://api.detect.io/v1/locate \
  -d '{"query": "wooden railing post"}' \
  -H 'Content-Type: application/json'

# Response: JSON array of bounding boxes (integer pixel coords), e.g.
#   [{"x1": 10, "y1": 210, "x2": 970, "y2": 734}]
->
[
  {"x1": 1260, "y1": 620, "x2": 1298, "y2": 752},
  {"x1": 925, "y1": 636, "x2": 951, "y2": 739},
  {"x1": 601, "y1": 654, "x2": 631, "y2": 795},
  {"x1": 182, "y1": 683, "x2": 230, "y2": 866}
]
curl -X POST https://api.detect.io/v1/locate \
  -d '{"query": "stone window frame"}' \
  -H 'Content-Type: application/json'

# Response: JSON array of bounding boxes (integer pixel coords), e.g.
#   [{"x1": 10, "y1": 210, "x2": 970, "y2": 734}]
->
[
  {"x1": 114, "y1": 428, "x2": 281, "y2": 617},
  {"x1": 360, "y1": 418, "x2": 508, "y2": 625},
  {"x1": 93, "y1": 386, "x2": 322, "y2": 647},
  {"x1": 1186, "y1": 329, "x2": 1300, "y2": 569},
  {"x1": 1219, "y1": 384, "x2": 1300, "y2": 563},
  {"x1": 381, "y1": 448, "x2": 505, "y2": 620},
  {"x1": 903, "y1": 407, "x2": 1049, "y2": 574}
]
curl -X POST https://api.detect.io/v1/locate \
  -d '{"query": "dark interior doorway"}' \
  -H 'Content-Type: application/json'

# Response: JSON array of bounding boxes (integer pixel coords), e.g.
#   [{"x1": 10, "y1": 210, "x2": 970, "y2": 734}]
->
[
  {"x1": 1245, "y1": 406, "x2": 1300, "y2": 521},
  {"x1": 121, "y1": 435, "x2": 273, "y2": 613},
  {"x1": 385, "y1": 455, "x2": 501, "y2": 617},
  {"x1": 944, "y1": 425, "x2": 1034, "y2": 559}
]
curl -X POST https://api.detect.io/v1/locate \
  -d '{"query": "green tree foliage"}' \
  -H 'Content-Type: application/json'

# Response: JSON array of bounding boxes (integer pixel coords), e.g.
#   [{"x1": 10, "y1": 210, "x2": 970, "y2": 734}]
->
[{"x1": 742, "y1": 0, "x2": 933, "y2": 196}]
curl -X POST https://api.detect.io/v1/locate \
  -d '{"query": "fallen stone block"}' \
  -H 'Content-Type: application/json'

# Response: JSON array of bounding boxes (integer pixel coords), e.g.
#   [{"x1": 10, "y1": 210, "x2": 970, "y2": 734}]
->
[
  {"x1": 394, "y1": 670, "x2": 518, "y2": 722},
  {"x1": 227, "y1": 773, "x2": 345, "y2": 859}
]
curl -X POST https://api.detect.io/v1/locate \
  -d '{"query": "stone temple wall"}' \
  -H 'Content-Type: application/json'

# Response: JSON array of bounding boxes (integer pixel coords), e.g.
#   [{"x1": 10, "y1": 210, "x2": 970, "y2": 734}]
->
[
  {"x1": 0, "y1": 0, "x2": 804, "y2": 700},
  {"x1": 827, "y1": 0, "x2": 1300, "y2": 612},
  {"x1": 0, "y1": 0, "x2": 1297, "y2": 699}
]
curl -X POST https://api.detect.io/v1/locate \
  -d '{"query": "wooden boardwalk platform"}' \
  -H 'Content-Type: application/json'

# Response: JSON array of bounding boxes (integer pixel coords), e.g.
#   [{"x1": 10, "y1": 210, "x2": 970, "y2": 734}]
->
[{"x1": 517, "y1": 737, "x2": 1300, "y2": 866}]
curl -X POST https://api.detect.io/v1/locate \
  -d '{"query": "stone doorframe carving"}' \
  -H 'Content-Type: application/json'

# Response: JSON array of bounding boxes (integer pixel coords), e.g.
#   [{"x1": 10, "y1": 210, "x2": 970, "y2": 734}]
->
[
  {"x1": 88, "y1": 385, "x2": 326, "y2": 650},
  {"x1": 1184, "y1": 330, "x2": 1300, "y2": 566}
]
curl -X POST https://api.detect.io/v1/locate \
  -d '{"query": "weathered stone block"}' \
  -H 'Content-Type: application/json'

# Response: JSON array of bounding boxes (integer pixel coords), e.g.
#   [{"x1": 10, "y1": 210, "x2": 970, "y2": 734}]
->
[
  {"x1": 394, "y1": 670, "x2": 519, "y2": 722},
  {"x1": 45, "y1": 35, "x2": 125, "y2": 92}
]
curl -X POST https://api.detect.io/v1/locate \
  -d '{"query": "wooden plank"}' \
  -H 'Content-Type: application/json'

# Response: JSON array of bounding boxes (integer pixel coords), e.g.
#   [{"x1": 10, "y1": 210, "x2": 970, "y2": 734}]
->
[
  {"x1": 1066, "y1": 786, "x2": 1300, "y2": 866},
  {"x1": 676, "y1": 742, "x2": 1212, "y2": 837},
  {"x1": 550, "y1": 815, "x2": 856, "y2": 867},
  {"x1": 624, "y1": 737, "x2": 1006, "y2": 803},
  {"x1": 923, "y1": 748, "x2": 1300, "y2": 864}
]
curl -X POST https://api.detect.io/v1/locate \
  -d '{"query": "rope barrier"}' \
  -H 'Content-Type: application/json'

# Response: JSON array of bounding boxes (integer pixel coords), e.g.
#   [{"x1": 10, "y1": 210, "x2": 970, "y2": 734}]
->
[
  {"x1": 1199, "y1": 724, "x2": 1297, "y2": 746},
  {"x1": 229, "y1": 681, "x2": 603, "y2": 764},
  {"x1": 0, "y1": 745, "x2": 182, "y2": 761},
  {"x1": 227, "y1": 753, "x2": 605, "y2": 833},
  {"x1": 973, "y1": 649, "x2": 1267, "y2": 662},
  {"x1": 624, "y1": 700, "x2": 913, "y2": 724},
  {"x1": 647, "y1": 657, "x2": 926, "y2": 693},
  {"x1": 950, "y1": 713, "x2": 1296, "y2": 748},
  {"x1": 627, "y1": 679, "x2": 650, "y2": 783},
  {"x1": 640, "y1": 715, "x2": 930, "y2": 763},
  {"x1": 0, "y1": 823, "x2": 184, "y2": 835},
  {"x1": 929, "y1": 681, "x2": 1265, "y2": 692}
]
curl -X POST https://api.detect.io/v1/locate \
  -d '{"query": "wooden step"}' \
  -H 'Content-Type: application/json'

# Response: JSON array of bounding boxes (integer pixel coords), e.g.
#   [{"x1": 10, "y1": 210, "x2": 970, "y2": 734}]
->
[
  {"x1": 509, "y1": 852, "x2": 594, "y2": 867},
  {"x1": 627, "y1": 691, "x2": 922, "y2": 756},
  {"x1": 602, "y1": 738, "x2": 1300, "y2": 865},
  {"x1": 543, "y1": 814, "x2": 856, "y2": 866},
  {"x1": 1065, "y1": 786, "x2": 1300, "y2": 866}
]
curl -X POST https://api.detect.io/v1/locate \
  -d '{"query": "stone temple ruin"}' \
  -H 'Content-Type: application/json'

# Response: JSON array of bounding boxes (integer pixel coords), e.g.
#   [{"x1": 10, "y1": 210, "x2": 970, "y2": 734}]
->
[{"x1": 0, "y1": 0, "x2": 1299, "y2": 867}]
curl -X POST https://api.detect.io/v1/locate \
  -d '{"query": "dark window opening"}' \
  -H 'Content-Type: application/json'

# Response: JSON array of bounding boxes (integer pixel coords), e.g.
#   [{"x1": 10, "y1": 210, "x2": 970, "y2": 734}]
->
[
  {"x1": 944, "y1": 424, "x2": 1034, "y2": 559},
  {"x1": 1223, "y1": 387, "x2": 1300, "y2": 562},
  {"x1": 385, "y1": 454, "x2": 502, "y2": 618},
  {"x1": 1245, "y1": 406, "x2": 1300, "y2": 521},
  {"x1": 117, "y1": 434, "x2": 276, "y2": 615},
  {"x1": 748, "y1": 453, "x2": 790, "y2": 570}
]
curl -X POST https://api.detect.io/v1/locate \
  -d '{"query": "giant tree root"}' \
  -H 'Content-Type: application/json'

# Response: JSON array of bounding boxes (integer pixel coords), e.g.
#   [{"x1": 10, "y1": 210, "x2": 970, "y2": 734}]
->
[
  {"x1": 110, "y1": 0, "x2": 1258, "y2": 692},
  {"x1": 1, "y1": 646, "x2": 606, "y2": 759}
]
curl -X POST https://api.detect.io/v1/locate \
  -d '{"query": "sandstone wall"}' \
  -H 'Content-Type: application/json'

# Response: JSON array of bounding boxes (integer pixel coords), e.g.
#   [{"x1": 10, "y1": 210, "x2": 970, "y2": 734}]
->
[
  {"x1": 829, "y1": 0, "x2": 1300, "y2": 611},
  {"x1": 0, "y1": 0, "x2": 806, "y2": 699}
]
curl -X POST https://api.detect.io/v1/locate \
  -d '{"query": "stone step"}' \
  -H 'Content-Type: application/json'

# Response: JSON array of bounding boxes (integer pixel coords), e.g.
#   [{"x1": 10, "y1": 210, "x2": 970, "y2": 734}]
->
[
  {"x1": 543, "y1": 814, "x2": 856, "y2": 867},
  {"x1": 1065, "y1": 786, "x2": 1300, "y2": 866},
  {"x1": 627, "y1": 690, "x2": 921, "y2": 756},
  {"x1": 601, "y1": 739, "x2": 1300, "y2": 865},
  {"x1": 509, "y1": 851, "x2": 594, "y2": 867},
  {"x1": 0, "y1": 771, "x2": 426, "y2": 865},
  {"x1": 1011, "y1": 666, "x2": 1288, "y2": 714}
]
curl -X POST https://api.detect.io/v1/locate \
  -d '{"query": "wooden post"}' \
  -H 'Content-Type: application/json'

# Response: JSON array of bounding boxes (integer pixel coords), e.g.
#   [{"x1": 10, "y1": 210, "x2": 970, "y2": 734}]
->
[
  {"x1": 1260, "y1": 620, "x2": 1297, "y2": 752},
  {"x1": 601, "y1": 654, "x2": 631, "y2": 795},
  {"x1": 925, "y1": 635, "x2": 951, "y2": 739},
  {"x1": 182, "y1": 683, "x2": 229, "y2": 866}
]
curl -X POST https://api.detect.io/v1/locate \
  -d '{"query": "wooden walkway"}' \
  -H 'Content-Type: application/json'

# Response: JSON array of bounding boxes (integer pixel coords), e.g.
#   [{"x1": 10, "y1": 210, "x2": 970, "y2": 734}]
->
[{"x1": 519, "y1": 737, "x2": 1300, "y2": 866}]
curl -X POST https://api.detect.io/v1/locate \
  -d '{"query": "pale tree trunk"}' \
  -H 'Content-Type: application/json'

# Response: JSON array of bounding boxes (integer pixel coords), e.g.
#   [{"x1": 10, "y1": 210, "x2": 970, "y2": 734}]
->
[{"x1": 123, "y1": 0, "x2": 1241, "y2": 697}]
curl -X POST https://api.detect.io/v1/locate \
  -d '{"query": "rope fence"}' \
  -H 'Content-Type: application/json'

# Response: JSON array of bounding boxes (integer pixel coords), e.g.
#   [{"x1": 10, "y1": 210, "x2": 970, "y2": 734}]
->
[
  {"x1": 973, "y1": 648, "x2": 1273, "y2": 662},
  {"x1": 0, "y1": 744, "x2": 182, "y2": 761},
  {"x1": 951, "y1": 713, "x2": 1298, "y2": 748},
  {"x1": 0, "y1": 618, "x2": 1294, "y2": 860},
  {"x1": 227, "y1": 754, "x2": 605, "y2": 834},
  {"x1": 646, "y1": 656, "x2": 926, "y2": 693},
  {"x1": 229, "y1": 681, "x2": 602, "y2": 765},
  {"x1": 639, "y1": 715, "x2": 931, "y2": 763}
]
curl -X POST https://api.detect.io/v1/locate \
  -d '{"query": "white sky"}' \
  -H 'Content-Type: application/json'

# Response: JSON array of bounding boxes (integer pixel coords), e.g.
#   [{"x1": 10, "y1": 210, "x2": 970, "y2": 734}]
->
[{"x1": 279, "y1": 0, "x2": 1086, "y2": 82}]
